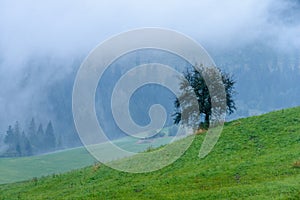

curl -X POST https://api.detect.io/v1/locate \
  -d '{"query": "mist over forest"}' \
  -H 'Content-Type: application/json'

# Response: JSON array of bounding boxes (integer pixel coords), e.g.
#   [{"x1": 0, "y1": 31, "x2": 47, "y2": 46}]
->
[{"x1": 0, "y1": 0, "x2": 300, "y2": 155}]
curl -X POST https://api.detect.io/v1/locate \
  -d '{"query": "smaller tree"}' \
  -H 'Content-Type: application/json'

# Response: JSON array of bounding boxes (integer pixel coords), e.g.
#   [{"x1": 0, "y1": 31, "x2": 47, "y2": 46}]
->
[
  {"x1": 20, "y1": 131, "x2": 32, "y2": 156},
  {"x1": 4, "y1": 125, "x2": 15, "y2": 156},
  {"x1": 4, "y1": 122, "x2": 22, "y2": 157},
  {"x1": 36, "y1": 123, "x2": 45, "y2": 153},
  {"x1": 13, "y1": 121, "x2": 22, "y2": 156},
  {"x1": 4, "y1": 125, "x2": 14, "y2": 147},
  {"x1": 28, "y1": 118, "x2": 37, "y2": 152},
  {"x1": 45, "y1": 121, "x2": 56, "y2": 151}
]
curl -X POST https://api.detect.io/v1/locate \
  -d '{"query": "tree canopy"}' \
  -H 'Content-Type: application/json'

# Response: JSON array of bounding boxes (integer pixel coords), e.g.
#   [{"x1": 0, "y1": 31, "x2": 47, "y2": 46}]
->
[{"x1": 173, "y1": 66, "x2": 236, "y2": 129}]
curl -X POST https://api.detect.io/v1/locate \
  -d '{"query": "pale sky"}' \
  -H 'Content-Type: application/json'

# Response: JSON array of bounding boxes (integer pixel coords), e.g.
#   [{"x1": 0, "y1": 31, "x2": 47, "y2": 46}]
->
[{"x1": 0, "y1": 0, "x2": 299, "y2": 66}]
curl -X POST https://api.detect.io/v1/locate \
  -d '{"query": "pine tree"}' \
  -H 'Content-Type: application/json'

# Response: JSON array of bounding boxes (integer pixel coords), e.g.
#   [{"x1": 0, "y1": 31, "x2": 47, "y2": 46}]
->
[
  {"x1": 4, "y1": 122, "x2": 23, "y2": 157},
  {"x1": 45, "y1": 121, "x2": 56, "y2": 151},
  {"x1": 20, "y1": 131, "x2": 32, "y2": 156},
  {"x1": 14, "y1": 121, "x2": 22, "y2": 156},
  {"x1": 28, "y1": 118, "x2": 37, "y2": 153},
  {"x1": 25, "y1": 139, "x2": 32, "y2": 155},
  {"x1": 4, "y1": 125, "x2": 14, "y2": 147},
  {"x1": 4, "y1": 125, "x2": 15, "y2": 156},
  {"x1": 36, "y1": 123, "x2": 45, "y2": 153}
]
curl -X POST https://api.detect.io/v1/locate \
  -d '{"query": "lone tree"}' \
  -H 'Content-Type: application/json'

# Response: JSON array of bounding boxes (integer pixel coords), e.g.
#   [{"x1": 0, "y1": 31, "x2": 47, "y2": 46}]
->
[{"x1": 173, "y1": 66, "x2": 236, "y2": 129}]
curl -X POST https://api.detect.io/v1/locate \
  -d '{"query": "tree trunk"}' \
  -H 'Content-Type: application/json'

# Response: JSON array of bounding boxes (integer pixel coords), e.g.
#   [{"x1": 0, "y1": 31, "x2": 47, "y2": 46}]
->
[{"x1": 204, "y1": 113, "x2": 210, "y2": 128}]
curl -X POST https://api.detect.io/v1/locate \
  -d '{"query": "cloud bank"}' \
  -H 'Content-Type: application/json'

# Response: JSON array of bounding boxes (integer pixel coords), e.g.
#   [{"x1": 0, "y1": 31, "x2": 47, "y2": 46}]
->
[{"x1": 0, "y1": 0, "x2": 299, "y2": 132}]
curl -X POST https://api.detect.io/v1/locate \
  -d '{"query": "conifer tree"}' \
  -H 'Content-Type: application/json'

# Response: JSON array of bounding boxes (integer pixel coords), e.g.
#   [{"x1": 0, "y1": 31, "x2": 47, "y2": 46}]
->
[{"x1": 45, "y1": 121, "x2": 56, "y2": 151}]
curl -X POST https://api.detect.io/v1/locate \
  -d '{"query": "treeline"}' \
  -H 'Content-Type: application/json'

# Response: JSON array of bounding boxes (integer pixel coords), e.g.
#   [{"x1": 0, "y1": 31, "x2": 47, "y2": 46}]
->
[{"x1": 2, "y1": 118, "x2": 60, "y2": 157}]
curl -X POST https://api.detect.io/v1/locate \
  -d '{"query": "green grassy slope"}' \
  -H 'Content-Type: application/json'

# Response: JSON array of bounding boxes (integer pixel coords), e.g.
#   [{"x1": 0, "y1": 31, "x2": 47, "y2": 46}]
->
[
  {"x1": 0, "y1": 147, "x2": 95, "y2": 184},
  {"x1": 1, "y1": 107, "x2": 300, "y2": 199},
  {"x1": 0, "y1": 134, "x2": 172, "y2": 184}
]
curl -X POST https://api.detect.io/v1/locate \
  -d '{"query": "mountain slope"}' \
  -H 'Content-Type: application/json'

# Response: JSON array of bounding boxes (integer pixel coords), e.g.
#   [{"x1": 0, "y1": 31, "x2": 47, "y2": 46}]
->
[
  {"x1": 0, "y1": 134, "x2": 173, "y2": 184},
  {"x1": 1, "y1": 107, "x2": 300, "y2": 199}
]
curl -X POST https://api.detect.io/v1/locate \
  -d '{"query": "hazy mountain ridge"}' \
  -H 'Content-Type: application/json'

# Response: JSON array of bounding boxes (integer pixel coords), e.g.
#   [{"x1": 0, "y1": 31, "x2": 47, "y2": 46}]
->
[{"x1": 1, "y1": 44, "x2": 300, "y2": 150}]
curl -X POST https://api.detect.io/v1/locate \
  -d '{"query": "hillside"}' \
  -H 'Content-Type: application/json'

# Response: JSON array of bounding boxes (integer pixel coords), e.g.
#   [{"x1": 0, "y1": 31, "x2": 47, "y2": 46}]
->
[
  {"x1": 0, "y1": 134, "x2": 173, "y2": 184},
  {"x1": 1, "y1": 107, "x2": 300, "y2": 199}
]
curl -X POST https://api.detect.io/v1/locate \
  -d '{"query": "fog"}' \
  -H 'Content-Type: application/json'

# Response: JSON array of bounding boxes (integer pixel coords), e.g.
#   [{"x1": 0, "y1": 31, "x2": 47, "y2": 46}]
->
[{"x1": 0, "y1": 0, "x2": 299, "y2": 137}]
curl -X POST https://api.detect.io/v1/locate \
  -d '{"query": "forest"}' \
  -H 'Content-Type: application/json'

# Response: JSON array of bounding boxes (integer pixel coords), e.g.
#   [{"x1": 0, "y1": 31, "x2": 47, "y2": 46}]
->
[{"x1": 1, "y1": 118, "x2": 60, "y2": 157}]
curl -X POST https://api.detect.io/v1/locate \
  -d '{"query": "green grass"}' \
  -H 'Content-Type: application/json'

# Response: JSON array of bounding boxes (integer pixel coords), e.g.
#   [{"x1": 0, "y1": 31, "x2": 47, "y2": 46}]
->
[
  {"x1": 0, "y1": 147, "x2": 95, "y2": 184},
  {"x1": 1, "y1": 107, "x2": 300, "y2": 199},
  {"x1": 0, "y1": 134, "x2": 173, "y2": 184}
]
